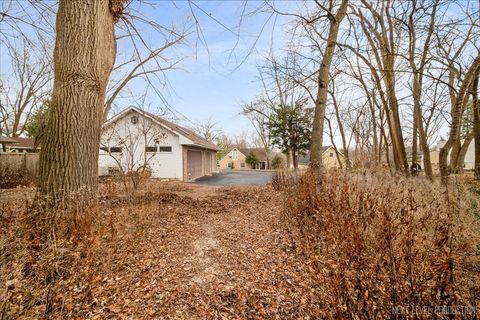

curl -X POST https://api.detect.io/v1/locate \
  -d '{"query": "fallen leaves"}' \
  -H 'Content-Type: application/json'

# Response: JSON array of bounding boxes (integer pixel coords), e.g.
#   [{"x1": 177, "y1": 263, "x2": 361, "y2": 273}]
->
[{"x1": 2, "y1": 181, "x2": 327, "y2": 319}]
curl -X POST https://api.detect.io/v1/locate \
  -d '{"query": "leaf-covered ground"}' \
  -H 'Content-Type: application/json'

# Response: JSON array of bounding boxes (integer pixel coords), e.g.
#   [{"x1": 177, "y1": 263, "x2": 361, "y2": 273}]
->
[{"x1": 68, "y1": 183, "x2": 323, "y2": 319}]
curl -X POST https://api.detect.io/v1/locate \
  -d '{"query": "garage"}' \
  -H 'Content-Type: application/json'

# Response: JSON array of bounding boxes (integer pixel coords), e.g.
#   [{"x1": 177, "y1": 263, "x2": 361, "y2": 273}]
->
[
  {"x1": 187, "y1": 150, "x2": 203, "y2": 180},
  {"x1": 205, "y1": 152, "x2": 212, "y2": 175}
]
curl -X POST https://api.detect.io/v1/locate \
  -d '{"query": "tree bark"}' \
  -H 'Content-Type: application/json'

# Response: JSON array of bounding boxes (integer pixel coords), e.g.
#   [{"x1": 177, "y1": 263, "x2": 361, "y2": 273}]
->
[
  {"x1": 439, "y1": 55, "x2": 480, "y2": 179},
  {"x1": 454, "y1": 132, "x2": 474, "y2": 173},
  {"x1": 39, "y1": 0, "x2": 117, "y2": 199},
  {"x1": 310, "y1": 0, "x2": 349, "y2": 168},
  {"x1": 406, "y1": 0, "x2": 438, "y2": 180}
]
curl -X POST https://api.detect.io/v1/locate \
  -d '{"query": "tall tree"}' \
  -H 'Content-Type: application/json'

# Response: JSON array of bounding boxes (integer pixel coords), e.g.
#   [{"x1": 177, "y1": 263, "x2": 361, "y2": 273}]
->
[
  {"x1": 39, "y1": 0, "x2": 126, "y2": 199},
  {"x1": 0, "y1": 38, "x2": 52, "y2": 137},
  {"x1": 404, "y1": 0, "x2": 439, "y2": 180},
  {"x1": 439, "y1": 55, "x2": 480, "y2": 178},
  {"x1": 309, "y1": 0, "x2": 349, "y2": 168},
  {"x1": 268, "y1": 102, "x2": 313, "y2": 169}
]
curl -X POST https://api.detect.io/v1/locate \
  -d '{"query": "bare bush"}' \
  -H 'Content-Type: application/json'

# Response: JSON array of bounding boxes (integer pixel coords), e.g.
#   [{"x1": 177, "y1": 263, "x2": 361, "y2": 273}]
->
[
  {"x1": 0, "y1": 163, "x2": 35, "y2": 189},
  {"x1": 282, "y1": 170, "x2": 480, "y2": 319},
  {"x1": 271, "y1": 168, "x2": 307, "y2": 191}
]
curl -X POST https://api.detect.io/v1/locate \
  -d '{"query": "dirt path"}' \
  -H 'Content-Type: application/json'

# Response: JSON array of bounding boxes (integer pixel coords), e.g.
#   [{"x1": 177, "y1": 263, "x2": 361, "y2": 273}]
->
[{"x1": 84, "y1": 185, "x2": 322, "y2": 319}]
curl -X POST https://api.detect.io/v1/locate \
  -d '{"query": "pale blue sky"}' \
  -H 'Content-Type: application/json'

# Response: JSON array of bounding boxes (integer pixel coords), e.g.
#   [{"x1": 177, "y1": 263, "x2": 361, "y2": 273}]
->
[{"x1": 112, "y1": 1, "x2": 297, "y2": 138}]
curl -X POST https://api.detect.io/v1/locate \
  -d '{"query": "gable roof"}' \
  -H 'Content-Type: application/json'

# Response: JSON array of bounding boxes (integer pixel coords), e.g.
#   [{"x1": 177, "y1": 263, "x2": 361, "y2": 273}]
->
[
  {"x1": 298, "y1": 146, "x2": 340, "y2": 164},
  {"x1": 10, "y1": 137, "x2": 37, "y2": 149},
  {"x1": 104, "y1": 106, "x2": 220, "y2": 151},
  {"x1": 0, "y1": 136, "x2": 19, "y2": 145},
  {"x1": 238, "y1": 148, "x2": 268, "y2": 162}
]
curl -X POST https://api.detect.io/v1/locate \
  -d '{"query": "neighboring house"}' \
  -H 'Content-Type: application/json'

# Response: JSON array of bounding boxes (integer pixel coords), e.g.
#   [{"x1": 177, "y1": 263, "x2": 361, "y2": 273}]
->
[
  {"x1": 0, "y1": 136, "x2": 19, "y2": 152},
  {"x1": 218, "y1": 148, "x2": 268, "y2": 170},
  {"x1": 298, "y1": 146, "x2": 345, "y2": 169},
  {"x1": 4, "y1": 137, "x2": 39, "y2": 153},
  {"x1": 99, "y1": 106, "x2": 220, "y2": 181},
  {"x1": 428, "y1": 139, "x2": 475, "y2": 171}
]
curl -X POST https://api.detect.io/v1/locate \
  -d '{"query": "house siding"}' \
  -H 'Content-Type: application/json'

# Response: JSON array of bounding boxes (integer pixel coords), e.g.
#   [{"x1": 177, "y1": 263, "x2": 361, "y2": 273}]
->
[
  {"x1": 322, "y1": 147, "x2": 343, "y2": 168},
  {"x1": 218, "y1": 148, "x2": 250, "y2": 170},
  {"x1": 98, "y1": 113, "x2": 183, "y2": 179}
]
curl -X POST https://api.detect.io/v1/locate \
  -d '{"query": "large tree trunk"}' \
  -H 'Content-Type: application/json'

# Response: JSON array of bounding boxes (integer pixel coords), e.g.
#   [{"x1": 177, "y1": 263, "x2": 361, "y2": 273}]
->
[
  {"x1": 440, "y1": 55, "x2": 480, "y2": 179},
  {"x1": 39, "y1": 0, "x2": 118, "y2": 200},
  {"x1": 310, "y1": 0, "x2": 348, "y2": 168}
]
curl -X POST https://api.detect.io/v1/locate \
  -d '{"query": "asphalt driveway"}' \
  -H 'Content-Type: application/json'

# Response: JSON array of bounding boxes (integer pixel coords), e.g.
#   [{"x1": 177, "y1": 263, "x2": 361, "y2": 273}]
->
[{"x1": 193, "y1": 170, "x2": 274, "y2": 186}]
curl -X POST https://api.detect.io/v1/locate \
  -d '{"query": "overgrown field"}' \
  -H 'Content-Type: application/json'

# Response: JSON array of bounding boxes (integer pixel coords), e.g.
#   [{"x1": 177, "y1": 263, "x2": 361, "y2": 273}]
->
[
  {"x1": 1, "y1": 173, "x2": 479, "y2": 319},
  {"x1": 277, "y1": 170, "x2": 480, "y2": 319}
]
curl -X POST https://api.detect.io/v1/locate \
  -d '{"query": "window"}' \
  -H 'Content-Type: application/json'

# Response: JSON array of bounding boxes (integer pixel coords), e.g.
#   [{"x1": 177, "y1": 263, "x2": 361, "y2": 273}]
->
[
  {"x1": 232, "y1": 150, "x2": 238, "y2": 160},
  {"x1": 240, "y1": 163, "x2": 245, "y2": 168},
  {"x1": 145, "y1": 146, "x2": 157, "y2": 153},
  {"x1": 110, "y1": 147, "x2": 123, "y2": 153},
  {"x1": 131, "y1": 116, "x2": 138, "y2": 124},
  {"x1": 330, "y1": 152, "x2": 334, "y2": 157},
  {"x1": 100, "y1": 146, "x2": 109, "y2": 152},
  {"x1": 158, "y1": 146, "x2": 172, "y2": 152}
]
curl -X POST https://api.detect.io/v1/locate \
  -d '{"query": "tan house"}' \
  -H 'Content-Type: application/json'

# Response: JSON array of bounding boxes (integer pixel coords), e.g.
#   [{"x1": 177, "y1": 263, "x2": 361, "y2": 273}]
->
[
  {"x1": 3, "y1": 137, "x2": 39, "y2": 153},
  {"x1": 298, "y1": 146, "x2": 345, "y2": 169},
  {"x1": 218, "y1": 148, "x2": 268, "y2": 170}
]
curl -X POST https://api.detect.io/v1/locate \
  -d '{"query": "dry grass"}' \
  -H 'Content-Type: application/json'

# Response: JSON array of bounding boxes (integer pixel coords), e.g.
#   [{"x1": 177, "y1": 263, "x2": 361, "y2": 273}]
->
[
  {"x1": 280, "y1": 169, "x2": 480, "y2": 318},
  {"x1": 1, "y1": 173, "x2": 479, "y2": 319},
  {"x1": 0, "y1": 181, "x2": 197, "y2": 319}
]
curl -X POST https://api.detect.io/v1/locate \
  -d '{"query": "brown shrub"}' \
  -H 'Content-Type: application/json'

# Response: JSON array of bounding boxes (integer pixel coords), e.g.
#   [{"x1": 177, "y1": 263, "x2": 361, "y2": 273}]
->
[
  {"x1": 272, "y1": 168, "x2": 307, "y2": 191},
  {"x1": 0, "y1": 163, "x2": 35, "y2": 189},
  {"x1": 1, "y1": 193, "x2": 102, "y2": 318},
  {"x1": 283, "y1": 169, "x2": 480, "y2": 319}
]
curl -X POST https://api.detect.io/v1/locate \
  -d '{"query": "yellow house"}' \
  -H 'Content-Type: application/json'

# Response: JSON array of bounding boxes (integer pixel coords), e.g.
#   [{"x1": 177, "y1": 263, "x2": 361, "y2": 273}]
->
[
  {"x1": 298, "y1": 146, "x2": 345, "y2": 169},
  {"x1": 218, "y1": 148, "x2": 268, "y2": 170}
]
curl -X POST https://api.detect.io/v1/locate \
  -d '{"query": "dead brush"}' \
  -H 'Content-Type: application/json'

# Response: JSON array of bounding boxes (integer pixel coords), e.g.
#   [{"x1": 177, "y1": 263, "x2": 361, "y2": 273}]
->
[
  {"x1": 282, "y1": 169, "x2": 480, "y2": 319},
  {"x1": 1, "y1": 192, "x2": 104, "y2": 319},
  {"x1": 272, "y1": 168, "x2": 307, "y2": 191}
]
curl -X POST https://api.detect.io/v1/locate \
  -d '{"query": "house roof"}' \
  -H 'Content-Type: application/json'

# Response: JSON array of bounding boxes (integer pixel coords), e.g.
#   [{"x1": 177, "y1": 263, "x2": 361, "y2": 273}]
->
[
  {"x1": 0, "y1": 136, "x2": 19, "y2": 145},
  {"x1": 238, "y1": 148, "x2": 268, "y2": 162},
  {"x1": 10, "y1": 137, "x2": 37, "y2": 149},
  {"x1": 104, "y1": 106, "x2": 220, "y2": 151}
]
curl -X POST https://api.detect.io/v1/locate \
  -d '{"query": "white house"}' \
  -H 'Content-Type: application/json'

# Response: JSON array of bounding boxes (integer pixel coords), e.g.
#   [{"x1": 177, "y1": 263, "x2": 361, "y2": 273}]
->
[
  {"x1": 99, "y1": 106, "x2": 219, "y2": 181},
  {"x1": 429, "y1": 139, "x2": 476, "y2": 171}
]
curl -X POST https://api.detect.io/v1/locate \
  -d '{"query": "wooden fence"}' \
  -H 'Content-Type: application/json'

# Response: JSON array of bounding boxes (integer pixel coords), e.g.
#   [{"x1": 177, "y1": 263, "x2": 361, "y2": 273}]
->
[{"x1": 0, "y1": 152, "x2": 40, "y2": 179}]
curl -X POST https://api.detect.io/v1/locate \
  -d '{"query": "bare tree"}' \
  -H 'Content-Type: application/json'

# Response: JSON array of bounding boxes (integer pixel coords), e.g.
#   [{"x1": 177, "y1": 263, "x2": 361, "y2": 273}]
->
[
  {"x1": 439, "y1": 55, "x2": 480, "y2": 178},
  {"x1": 242, "y1": 98, "x2": 273, "y2": 168},
  {"x1": 0, "y1": 38, "x2": 52, "y2": 137},
  {"x1": 306, "y1": 0, "x2": 349, "y2": 168},
  {"x1": 104, "y1": 28, "x2": 187, "y2": 120},
  {"x1": 191, "y1": 116, "x2": 223, "y2": 142},
  {"x1": 402, "y1": 0, "x2": 440, "y2": 179},
  {"x1": 39, "y1": 0, "x2": 124, "y2": 200}
]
